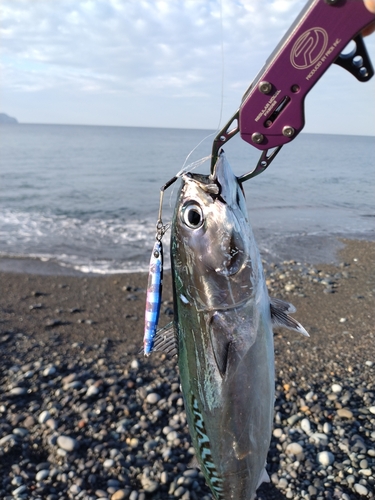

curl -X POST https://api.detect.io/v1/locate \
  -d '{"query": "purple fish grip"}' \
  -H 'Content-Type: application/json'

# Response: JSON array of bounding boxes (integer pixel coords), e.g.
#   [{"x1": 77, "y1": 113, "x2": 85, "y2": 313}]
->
[{"x1": 239, "y1": 0, "x2": 375, "y2": 150}]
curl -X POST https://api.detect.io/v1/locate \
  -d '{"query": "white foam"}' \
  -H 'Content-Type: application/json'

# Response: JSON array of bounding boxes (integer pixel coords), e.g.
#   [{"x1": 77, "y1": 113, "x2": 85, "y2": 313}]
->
[{"x1": 0, "y1": 209, "x2": 171, "y2": 274}]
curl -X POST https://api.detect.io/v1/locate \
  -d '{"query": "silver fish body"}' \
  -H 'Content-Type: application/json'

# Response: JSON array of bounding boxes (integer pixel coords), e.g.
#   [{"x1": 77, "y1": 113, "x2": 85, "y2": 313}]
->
[
  {"x1": 150, "y1": 152, "x2": 308, "y2": 498},
  {"x1": 170, "y1": 153, "x2": 274, "y2": 499}
]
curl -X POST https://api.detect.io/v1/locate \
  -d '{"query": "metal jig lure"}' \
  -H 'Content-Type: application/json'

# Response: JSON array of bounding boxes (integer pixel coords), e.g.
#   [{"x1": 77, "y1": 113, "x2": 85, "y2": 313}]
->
[{"x1": 143, "y1": 177, "x2": 178, "y2": 356}]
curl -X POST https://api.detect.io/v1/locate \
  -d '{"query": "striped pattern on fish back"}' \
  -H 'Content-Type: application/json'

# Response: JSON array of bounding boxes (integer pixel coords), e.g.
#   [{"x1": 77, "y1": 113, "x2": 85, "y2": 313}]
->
[
  {"x1": 143, "y1": 241, "x2": 163, "y2": 355},
  {"x1": 191, "y1": 395, "x2": 224, "y2": 500}
]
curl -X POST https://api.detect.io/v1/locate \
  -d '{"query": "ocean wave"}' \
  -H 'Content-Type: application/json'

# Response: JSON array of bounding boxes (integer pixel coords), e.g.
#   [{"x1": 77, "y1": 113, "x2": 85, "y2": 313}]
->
[{"x1": 0, "y1": 209, "x2": 170, "y2": 273}]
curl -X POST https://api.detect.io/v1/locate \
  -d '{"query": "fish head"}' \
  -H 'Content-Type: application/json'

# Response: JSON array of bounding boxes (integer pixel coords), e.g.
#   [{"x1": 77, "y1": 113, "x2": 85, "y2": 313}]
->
[{"x1": 171, "y1": 152, "x2": 254, "y2": 311}]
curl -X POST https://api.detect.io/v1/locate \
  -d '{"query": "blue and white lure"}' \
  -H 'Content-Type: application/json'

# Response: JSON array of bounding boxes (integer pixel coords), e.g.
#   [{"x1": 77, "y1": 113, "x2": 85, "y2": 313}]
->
[
  {"x1": 143, "y1": 176, "x2": 177, "y2": 356},
  {"x1": 143, "y1": 238, "x2": 163, "y2": 356}
]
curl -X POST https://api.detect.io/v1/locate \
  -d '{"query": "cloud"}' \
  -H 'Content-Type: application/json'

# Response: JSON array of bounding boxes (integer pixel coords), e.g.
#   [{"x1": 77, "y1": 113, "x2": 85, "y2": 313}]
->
[
  {"x1": 0, "y1": 0, "x2": 304, "y2": 96},
  {"x1": 1, "y1": 0, "x2": 374, "y2": 134}
]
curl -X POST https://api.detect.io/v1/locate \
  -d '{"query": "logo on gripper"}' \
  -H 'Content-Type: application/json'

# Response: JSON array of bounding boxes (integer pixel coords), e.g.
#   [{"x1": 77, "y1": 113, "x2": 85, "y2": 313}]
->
[{"x1": 290, "y1": 27, "x2": 328, "y2": 69}]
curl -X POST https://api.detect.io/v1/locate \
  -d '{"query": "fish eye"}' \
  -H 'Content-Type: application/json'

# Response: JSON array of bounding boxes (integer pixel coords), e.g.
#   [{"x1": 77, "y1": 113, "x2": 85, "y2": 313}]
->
[{"x1": 182, "y1": 202, "x2": 204, "y2": 229}]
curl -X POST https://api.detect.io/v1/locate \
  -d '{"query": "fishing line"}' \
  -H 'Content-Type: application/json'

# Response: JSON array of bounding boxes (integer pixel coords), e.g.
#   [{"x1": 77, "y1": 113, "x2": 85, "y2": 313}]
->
[
  {"x1": 179, "y1": 0, "x2": 225, "y2": 176},
  {"x1": 156, "y1": 0, "x2": 226, "y2": 228}
]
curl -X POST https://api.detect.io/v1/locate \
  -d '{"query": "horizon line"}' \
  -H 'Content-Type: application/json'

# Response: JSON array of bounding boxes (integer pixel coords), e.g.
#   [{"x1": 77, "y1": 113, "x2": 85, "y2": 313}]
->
[{"x1": 1, "y1": 121, "x2": 375, "y2": 138}]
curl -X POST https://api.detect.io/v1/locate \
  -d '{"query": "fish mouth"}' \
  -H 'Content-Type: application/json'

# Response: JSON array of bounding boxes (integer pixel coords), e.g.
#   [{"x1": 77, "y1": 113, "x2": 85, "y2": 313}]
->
[{"x1": 210, "y1": 151, "x2": 239, "y2": 207}]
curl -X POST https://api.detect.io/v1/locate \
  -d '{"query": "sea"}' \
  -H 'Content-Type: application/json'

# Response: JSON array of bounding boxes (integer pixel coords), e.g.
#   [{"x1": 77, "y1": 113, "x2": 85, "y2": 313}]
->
[{"x1": 0, "y1": 124, "x2": 374, "y2": 275}]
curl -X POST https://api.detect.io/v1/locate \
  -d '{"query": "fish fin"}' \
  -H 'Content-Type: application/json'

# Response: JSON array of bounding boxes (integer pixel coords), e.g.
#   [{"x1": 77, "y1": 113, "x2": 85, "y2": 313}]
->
[
  {"x1": 256, "y1": 467, "x2": 270, "y2": 489},
  {"x1": 270, "y1": 301, "x2": 309, "y2": 337},
  {"x1": 209, "y1": 313, "x2": 231, "y2": 377},
  {"x1": 187, "y1": 455, "x2": 201, "y2": 470},
  {"x1": 270, "y1": 296, "x2": 296, "y2": 313},
  {"x1": 152, "y1": 322, "x2": 178, "y2": 357}
]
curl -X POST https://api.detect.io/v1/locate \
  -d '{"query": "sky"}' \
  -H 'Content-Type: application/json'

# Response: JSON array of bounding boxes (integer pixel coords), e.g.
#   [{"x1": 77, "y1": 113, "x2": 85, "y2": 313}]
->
[{"x1": 1, "y1": 0, "x2": 375, "y2": 136}]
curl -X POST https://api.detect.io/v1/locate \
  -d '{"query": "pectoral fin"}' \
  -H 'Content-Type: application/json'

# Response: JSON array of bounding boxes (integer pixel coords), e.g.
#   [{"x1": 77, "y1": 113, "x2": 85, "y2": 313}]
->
[
  {"x1": 270, "y1": 296, "x2": 296, "y2": 313},
  {"x1": 209, "y1": 312, "x2": 231, "y2": 377},
  {"x1": 270, "y1": 298, "x2": 309, "y2": 337}
]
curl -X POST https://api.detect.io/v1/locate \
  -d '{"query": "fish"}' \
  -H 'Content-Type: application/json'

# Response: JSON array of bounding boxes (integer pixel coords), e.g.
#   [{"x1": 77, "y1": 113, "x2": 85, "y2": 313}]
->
[
  {"x1": 143, "y1": 239, "x2": 163, "y2": 356},
  {"x1": 151, "y1": 151, "x2": 308, "y2": 499}
]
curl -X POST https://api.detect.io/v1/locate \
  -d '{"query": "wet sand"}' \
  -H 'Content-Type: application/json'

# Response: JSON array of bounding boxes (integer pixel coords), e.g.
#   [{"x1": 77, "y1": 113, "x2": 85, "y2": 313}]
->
[{"x1": 1, "y1": 238, "x2": 374, "y2": 365}]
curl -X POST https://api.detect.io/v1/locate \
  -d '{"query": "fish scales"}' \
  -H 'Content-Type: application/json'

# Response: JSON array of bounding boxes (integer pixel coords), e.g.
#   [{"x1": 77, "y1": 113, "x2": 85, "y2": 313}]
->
[{"x1": 149, "y1": 152, "x2": 308, "y2": 499}]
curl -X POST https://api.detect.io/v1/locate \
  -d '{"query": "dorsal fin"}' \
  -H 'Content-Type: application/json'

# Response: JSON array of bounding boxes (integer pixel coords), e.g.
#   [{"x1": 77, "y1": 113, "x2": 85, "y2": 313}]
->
[
  {"x1": 187, "y1": 455, "x2": 201, "y2": 470},
  {"x1": 270, "y1": 297, "x2": 309, "y2": 337}
]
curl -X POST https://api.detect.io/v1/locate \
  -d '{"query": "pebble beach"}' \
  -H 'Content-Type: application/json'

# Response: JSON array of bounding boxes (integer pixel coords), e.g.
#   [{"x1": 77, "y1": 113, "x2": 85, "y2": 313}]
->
[{"x1": 1, "y1": 238, "x2": 374, "y2": 500}]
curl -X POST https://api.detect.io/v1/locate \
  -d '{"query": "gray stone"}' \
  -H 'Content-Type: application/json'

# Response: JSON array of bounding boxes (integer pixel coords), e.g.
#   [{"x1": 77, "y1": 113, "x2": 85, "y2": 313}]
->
[
  {"x1": 141, "y1": 477, "x2": 159, "y2": 493},
  {"x1": 273, "y1": 428, "x2": 283, "y2": 438},
  {"x1": 57, "y1": 435, "x2": 78, "y2": 452},
  {"x1": 278, "y1": 477, "x2": 288, "y2": 489},
  {"x1": 323, "y1": 422, "x2": 332, "y2": 434},
  {"x1": 9, "y1": 387, "x2": 27, "y2": 396},
  {"x1": 146, "y1": 392, "x2": 161, "y2": 404},
  {"x1": 300, "y1": 418, "x2": 311, "y2": 434},
  {"x1": 336, "y1": 408, "x2": 353, "y2": 419},
  {"x1": 38, "y1": 410, "x2": 51, "y2": 424},
  {"x1": 285, "y1": 442, "x2": 303, "y2": 455},
  {"x1": 111, "y1": 491, "x2": 128, "y2": 500},
  {"x1": 353, "y1": 483, "x2": 368, "y2": 496},
  {"x1": 12, "y1": 485, "x2": 27, "y2": 496},
  {"x1": 130, "y1": 360, "x2": 139, "y2": 370},
  {"x1": 310, "y1": 432, "x2": 328, "y2": 447},
  {"x1": 13, "y1": 428, "x2": 28, "y2": 437},
  {"x1": 86, "y1": 385, "x2": 100, "y2": 397},
  {"x1": 43, "y1": 365, "x2": 57, "y2": 376},
  {"x1": 174, "y1": 486, "x2": 186, "y2": 497},
  {"x1": 36, "y1": 469, "x2": 50, "y2": 481},
  {"x1": 317, "y1": 451, "x2": 335, "y2": 466},
  {"x1": 331, "y1": 383, "x2": 342, "y2": 393},
  {"x1": 0, "y1": 434, "x2": 18, "y2": 445}
]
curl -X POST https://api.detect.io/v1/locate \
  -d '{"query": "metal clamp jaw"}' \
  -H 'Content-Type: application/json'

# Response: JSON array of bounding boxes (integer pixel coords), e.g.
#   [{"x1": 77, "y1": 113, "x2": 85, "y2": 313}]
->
[{"x1": 211, "y1": 111, "x2": 282, "y2": 182}]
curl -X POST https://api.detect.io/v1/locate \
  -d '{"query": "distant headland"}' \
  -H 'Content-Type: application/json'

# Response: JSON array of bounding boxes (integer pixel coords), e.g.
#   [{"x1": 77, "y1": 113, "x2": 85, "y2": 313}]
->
[{"x1": 0, "y1": 113, "x2": 18, "y2": 124}]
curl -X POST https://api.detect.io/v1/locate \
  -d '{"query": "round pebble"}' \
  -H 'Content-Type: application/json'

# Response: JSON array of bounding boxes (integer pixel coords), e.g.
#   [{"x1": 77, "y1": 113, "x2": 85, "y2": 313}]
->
[
  {"x1": 86, "y1": 385, "x2": 100, "y2": 396},
  {"x1": 353, "y1": 483, "x2": 368, "y2": 495},
  {"x1": 300, "y1": 418, "x2": 311, "y2": 434},
  {"x1": 336, "y1": 408, "x2": 353, "y2": 419},
  {"x1": 111, "y1": 491, "x2": 128, "y2": 500},
  {"x1": 57, "y1": 435, "x2": 78, "y2": 452},
  {"x1": 35, "y1": 469, "x2": 50, "y2": 481},
  {"x1": 146, "y1": 392, "x2": 161, "y2": 404},
  {"x1": 317, "y1": 451, "x2": 335, "y2": 466},
  {"x1": 38, "y1": 410, "x2": 51, "y2": 424},
  {"x1": 285, "y1": 442, "x2": 303, "y2": 455},
  {"x1": 43, "y1": 365, "x2": 57, "y2": 376},
  {"x1": 9, "y1": 387, "x2": 27, "y2": 396},
  {"x1": 331, "y1": 383, "x2": 342, "y2": 393}
]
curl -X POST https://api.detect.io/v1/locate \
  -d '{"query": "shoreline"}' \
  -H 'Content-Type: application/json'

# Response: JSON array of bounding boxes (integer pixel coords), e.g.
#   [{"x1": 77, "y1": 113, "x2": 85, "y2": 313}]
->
[
  {"x1": 1, "y1": 232, "x2": 375, "y2": 278},
  {"x1": 1, "y1": 238, "x2": 374, "y2": 499}
]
